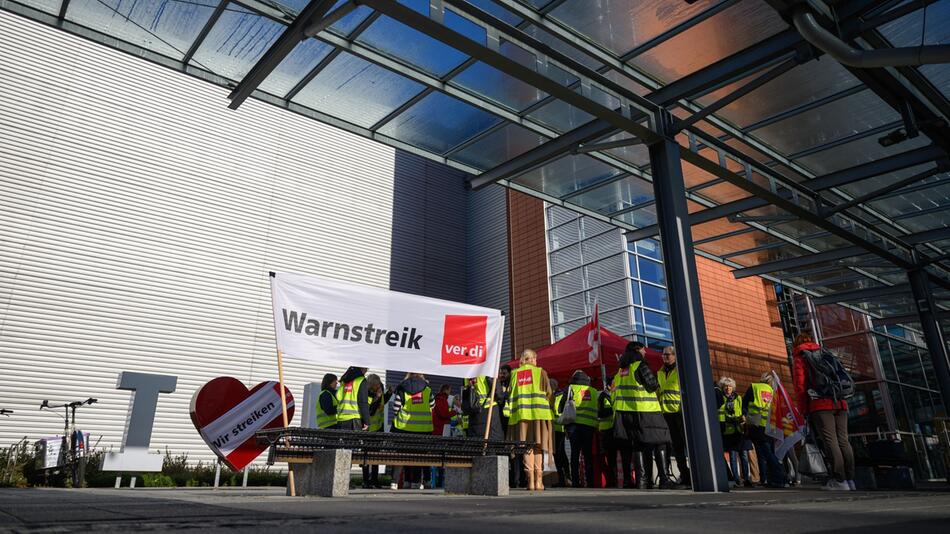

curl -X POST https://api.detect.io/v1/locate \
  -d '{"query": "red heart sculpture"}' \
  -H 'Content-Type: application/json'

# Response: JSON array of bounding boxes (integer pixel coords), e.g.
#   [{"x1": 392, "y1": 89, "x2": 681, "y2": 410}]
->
[{"x1": 190, "y1": 377, "x2": 294, "y2": 471}]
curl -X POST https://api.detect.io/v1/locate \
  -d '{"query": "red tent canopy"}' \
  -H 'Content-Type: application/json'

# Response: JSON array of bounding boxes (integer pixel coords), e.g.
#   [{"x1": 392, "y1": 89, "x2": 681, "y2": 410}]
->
[{"x1": 504, "y1": 323, "x2": 662, "y2": 390}]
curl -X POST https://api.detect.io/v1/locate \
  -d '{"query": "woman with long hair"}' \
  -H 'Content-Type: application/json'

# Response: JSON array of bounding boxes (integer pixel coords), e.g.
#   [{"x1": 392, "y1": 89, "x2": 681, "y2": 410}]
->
[{"x1": 505, "y1": 349, "x2": 554, "y2": 491}]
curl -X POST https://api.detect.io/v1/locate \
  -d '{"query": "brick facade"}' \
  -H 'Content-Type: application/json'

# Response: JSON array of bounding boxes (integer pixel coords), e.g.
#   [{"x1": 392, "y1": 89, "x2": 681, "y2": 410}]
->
[
  {"x1": 696, "y1": 256, "x2": 794, "y2": 392},
  {"x1": 506, "y1": 190, "x2": 552, "y2": 357}
]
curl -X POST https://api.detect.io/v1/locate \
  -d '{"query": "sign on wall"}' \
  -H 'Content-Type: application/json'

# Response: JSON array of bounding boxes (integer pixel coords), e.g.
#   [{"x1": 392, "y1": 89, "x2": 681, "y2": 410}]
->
[
  {"x1": 190, "y1": 377, "x2": 294, "y2": 471},
  {"x1": 271, "y1": 272, "x2": 505, "y2": 378}
]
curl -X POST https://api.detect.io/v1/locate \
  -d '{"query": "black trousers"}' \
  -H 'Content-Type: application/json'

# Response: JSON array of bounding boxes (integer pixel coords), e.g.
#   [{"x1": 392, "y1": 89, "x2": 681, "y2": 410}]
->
[
  {"x1": 554, "y1": 431, "x2": 570, "y2": 484},
  {"x1": 663, "y1": 412, "x2": 689, "y2": 483},
  {"x1": 600, "y1": 430, "x2": 618, "y2": 488},
  {"x1": 568, "y1": 424, "x2": 596, "y2": 488}
]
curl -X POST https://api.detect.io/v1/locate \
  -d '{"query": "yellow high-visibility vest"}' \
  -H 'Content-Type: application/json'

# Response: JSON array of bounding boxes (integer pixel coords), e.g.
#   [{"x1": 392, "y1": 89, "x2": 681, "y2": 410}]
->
[
  {"x1": 657, "y1": 367, "x2": 682, "y2": 414},
  {"x1": 613, "y1": 361, "x2": 661, "y2": 413},
  {"x1": 336, "y1": 376, "x2": 364, "y2": 423},
  {"x1": 316, "y1": 389, "x2": 339, "y2": 429},
  {"x1": 569, "y1": 384, "x2": 599, "y2": 428},
  {"x1": 507, "y1": 364, "x2": 553, "y2": 425},
  {"x1": 746, "y1": 382, "x2": 774, "y2": 428},
  {"x1": 393, "y1": 387, "x2": 433, "y2": 432},
  {"x1": 719, "y1": 395, "x2": 743, "y2": 435}
]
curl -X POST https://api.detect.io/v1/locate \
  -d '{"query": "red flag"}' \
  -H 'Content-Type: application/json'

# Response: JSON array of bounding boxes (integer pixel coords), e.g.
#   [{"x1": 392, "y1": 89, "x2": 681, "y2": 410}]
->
[
  {"x1": 766, "y1": 370, "x2": 805, "y2": 459},
  {"x1": 587, "y1": 299, "x2": 600, "y2": 364}
]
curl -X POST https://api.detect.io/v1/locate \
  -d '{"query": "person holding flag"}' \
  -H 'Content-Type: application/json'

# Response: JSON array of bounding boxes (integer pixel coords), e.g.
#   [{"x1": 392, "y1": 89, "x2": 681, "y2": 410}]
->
[
  {"x1": 764, "y1": 370, "x2": 805, "y2": 485},
  {"x1": 743, "y1": 372, "x2": 786, "y2": 488}
]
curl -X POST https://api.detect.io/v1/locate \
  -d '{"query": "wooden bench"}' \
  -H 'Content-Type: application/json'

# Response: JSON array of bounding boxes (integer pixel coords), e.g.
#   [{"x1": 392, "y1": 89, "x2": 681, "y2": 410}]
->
[{"x1": 257, "y1": 427, "x2": 530, "y2": 496}]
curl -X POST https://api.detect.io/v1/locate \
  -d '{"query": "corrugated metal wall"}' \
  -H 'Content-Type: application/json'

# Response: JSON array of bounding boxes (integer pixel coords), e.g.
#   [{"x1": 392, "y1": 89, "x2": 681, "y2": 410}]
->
[
  {"x1": 0, "y1": 12, "x2": 509, "y2": 465},
  {"x1": 468, "y1": 185, "x2": 511, "y2": 357}
]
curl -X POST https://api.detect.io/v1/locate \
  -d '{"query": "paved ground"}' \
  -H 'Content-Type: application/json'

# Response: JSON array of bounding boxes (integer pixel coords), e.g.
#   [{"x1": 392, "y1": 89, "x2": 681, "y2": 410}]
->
[{"x1": 1, "y1": 485, "x2": 949, "y2": 533}]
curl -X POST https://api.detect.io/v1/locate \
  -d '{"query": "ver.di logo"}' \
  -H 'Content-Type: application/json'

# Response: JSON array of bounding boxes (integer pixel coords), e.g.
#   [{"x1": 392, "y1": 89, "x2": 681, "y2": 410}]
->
[{"x1": 441, "y1": 315, "x2": 488, "y2": 365}]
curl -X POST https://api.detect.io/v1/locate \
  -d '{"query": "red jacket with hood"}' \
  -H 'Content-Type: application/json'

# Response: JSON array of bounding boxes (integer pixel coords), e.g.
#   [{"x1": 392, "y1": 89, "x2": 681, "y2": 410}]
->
[{"x1": 793, "y1": 342, "x2": 848, "y2": 415}]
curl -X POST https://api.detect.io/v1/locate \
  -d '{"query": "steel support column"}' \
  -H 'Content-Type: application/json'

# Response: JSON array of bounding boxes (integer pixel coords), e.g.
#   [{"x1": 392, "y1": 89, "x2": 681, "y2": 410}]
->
[
  {"x1": 908, "y1": 269, "x2": 950, "y2": 419},
  {"x1": 649, "y1": 112, "x2": 728, "y2": 493}
]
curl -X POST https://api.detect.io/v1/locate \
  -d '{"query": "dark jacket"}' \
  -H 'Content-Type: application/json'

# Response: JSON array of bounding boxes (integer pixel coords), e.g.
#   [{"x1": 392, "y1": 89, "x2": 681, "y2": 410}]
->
[
  {"x1": 461, "y1": 377, "x2": 504, "y2": 440},
  {"x1": 339, "y1": 367, "x2": 370, "y2": 426},
  {"x1": 319, "y1": 387, "x2": 338, "y2": 417}
]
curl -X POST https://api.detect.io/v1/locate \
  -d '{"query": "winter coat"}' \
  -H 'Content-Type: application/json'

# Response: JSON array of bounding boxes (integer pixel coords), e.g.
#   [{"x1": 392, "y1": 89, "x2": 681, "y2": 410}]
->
[
  {"x1": 432, "y1": 391, "x2": 457, "y2": 436},
  {"x1": 793, "y1": 342, "x2": 848, "y2": 415}
]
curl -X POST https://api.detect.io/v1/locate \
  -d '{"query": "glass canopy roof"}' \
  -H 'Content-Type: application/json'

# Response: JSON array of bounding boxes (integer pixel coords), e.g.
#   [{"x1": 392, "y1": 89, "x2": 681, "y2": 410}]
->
[{"x1": 4, "y1": 0, "x2": 949, "y2": 330}]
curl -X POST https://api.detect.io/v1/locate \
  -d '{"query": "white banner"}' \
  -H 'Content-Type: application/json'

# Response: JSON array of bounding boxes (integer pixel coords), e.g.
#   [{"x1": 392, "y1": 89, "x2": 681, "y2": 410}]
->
[
  {"x1": 198, "y1": 381, "x2": 292, "y2": 457},
  {"x1": 271, "y1": 272, "x2": 504, "y2": 378}
]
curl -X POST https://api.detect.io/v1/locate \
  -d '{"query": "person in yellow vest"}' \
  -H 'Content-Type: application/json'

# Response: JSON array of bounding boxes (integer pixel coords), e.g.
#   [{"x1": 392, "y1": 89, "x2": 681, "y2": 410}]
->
[
  {"x1": 559, "y1": 370, "x2": 598, "y2": 488},
  {"x1": 316, "y1": 373, "x2": 339, "y2": 430},
  {"x1": 657, "y1": 346, "x2": 690, "y2": 487},
  {"x1": 743, "y1": 372, "x2": 786, "y2": 487},
  {"x1": 336, "y1": 367, "x2": 370, "y2": 431},
  {"x1": 461, "y1": 375, "x2": 504, "y2": 440},
  {"x1": 505, "y1": 349, "x2": 554, "y2": 491},
  {"x1": 717, "y1": 376, "x2": 748, "y2": 487},
  {"x1": 613, "y1": 341, "x2": 673, "y2": 489},
  {"x1": 598, "y1": 378, "x2": 618, "y2": 488},
  {"x1": 550, "y1": 378, "x2": 571, "y2": 488},
  {"x1": 391, "y1": 372, "x2": 435, "y2": 489},
  {"x1": 362, "y1": 373, "x2": 392, "y2": 489}
]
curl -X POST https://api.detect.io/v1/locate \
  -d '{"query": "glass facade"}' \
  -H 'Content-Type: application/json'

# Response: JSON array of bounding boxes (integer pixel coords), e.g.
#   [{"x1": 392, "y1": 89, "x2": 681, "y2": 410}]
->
[
  {"x1": 545, "y1": 205, "x2": 673, "y2": 349},
  {"x1": 775, "y1": 286, "x2": 948, "y2": 480}
]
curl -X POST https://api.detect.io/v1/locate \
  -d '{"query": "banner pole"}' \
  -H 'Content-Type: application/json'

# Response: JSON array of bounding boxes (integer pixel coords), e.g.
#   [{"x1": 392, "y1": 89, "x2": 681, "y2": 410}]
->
[
  {"x1": 269, "y1": 272, "x2": 295, "y2": 496},
  {"x1": 483, "y1": 314, "x2": 505, "y2": 444},
  {"x1": 276, "y1": 348, "x2": 295, "y2": 496}
]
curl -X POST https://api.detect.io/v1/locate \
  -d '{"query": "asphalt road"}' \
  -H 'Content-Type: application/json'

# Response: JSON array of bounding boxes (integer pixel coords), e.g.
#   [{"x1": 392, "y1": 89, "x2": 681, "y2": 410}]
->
[{"x1": 1, "y1": 486, "x2": 949, "y2": 533}]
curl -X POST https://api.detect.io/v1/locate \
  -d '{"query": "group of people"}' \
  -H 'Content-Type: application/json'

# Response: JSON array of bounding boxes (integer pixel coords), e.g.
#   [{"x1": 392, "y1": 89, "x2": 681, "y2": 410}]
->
[{"x1": 312, "y1": 331, "x2": 854, "y2": 492}]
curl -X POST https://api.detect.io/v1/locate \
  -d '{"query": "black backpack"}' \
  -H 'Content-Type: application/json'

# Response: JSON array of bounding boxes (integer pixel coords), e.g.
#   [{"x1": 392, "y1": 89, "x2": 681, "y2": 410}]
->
[{"x1": 802, "y1": 347, "x2": 855, "y2": 402}]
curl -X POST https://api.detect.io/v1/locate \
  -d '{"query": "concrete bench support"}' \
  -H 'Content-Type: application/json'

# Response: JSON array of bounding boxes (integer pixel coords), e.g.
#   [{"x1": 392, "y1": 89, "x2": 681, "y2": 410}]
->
[
  {"x1": 445, "y1": 455, "x2": 509, "y2": 496},
  {"x1": 289, "y1": 449, "x2": 352, "y2": 497}
]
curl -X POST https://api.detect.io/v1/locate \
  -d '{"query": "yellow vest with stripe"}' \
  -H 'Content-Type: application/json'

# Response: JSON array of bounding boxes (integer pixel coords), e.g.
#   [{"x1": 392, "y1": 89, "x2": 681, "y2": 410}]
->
[
  {"x1": 746, "y1": 382, "x2": 774, "y2": 428},
  {"x1": 553, "y1": 392, "x2": 564, "y2": 433},
  {"x1": 570, "y1": 384, "x2": 599, "y2": 428},
  {"x1": 719, "y1": 394, "x2": 743, "y2": 435},
  {"x1": 598, "y1": 390, "x2": 615, "y2": 431},
  {"x1": 394, "y1": 387, "x2": 433, "y2": 432},
  {"x1": 336, "y1": 376, "x2": 364, "y2": 423},
  {"x1": 507, "y1": 365, "x2": 553, "y2": 425},
  {"x1": 316, "y1": 389, "x2": 339, "y2": 429},
  {"x1": 468, "y1": 376, "x2": 497, "y2": 409},
  {"x1": 657, "y1": 366, "x2": 682, "y2": 414},
  {"x1": 613, "y1": 361, "x2": 661, "y2": 413},
  {"x1": 368, "y1": 395, "x2": 384, "y2": 432}
]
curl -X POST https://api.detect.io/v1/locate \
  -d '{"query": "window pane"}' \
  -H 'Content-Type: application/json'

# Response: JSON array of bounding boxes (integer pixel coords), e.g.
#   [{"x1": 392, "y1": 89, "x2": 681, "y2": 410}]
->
[
  {"x1": 190, "y1": 4, "x2": 283, "y2": 79},
  {"x1": 638, "y1": 257, "x2": 665, "y2": 285},
  {"x1": 643, "y1": 310, "x2": 672, "y2": 340},
  {"x1": 69, "y1": 0, "x2": 216, "y2": 61},
  {"x1": 636, "y1": 239, "x2": 662, "y2": 260},
  {"x1": 376, "y1": 91, "x2": 501, "y2": 154},
  {"x1": 292, "y1": 52, "x2": 425, "y2": 128},
  {"x1": 641, "y1": 283, "x2": 669, "y2": 312}
]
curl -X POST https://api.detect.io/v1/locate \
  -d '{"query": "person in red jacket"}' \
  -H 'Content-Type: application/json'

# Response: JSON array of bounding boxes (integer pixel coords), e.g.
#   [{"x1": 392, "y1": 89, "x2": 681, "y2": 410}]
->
[
  {"x1": 792, "y1": 333, "x2": 854, "y2": 491},
  {"x1": 432, "y1": 384, "x2": 458, "y2": 437}
]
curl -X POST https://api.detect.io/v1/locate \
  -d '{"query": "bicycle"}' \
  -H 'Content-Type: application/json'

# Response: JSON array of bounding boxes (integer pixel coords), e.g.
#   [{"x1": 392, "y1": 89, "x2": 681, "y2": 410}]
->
[{"x1": 39, "y1": 398, "x2": 97, "y2": 488}]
